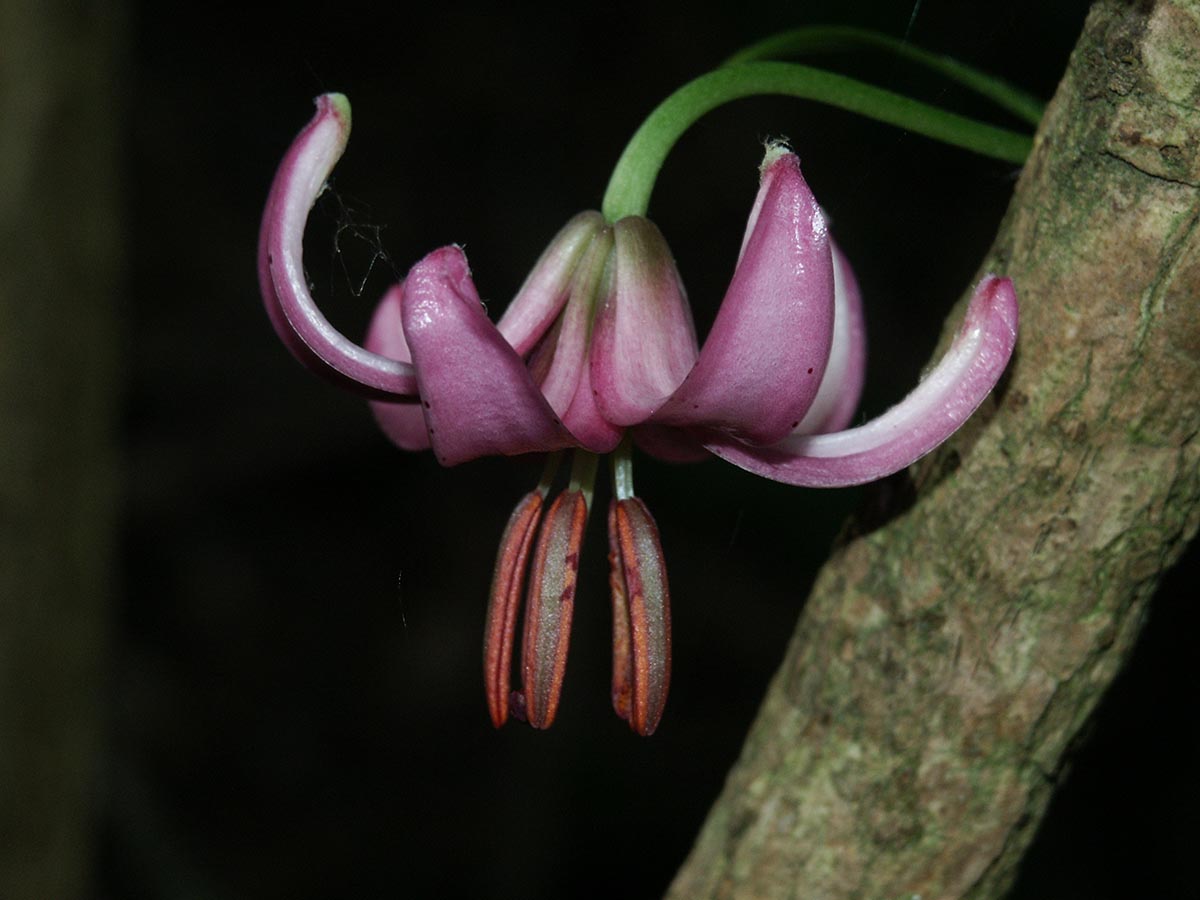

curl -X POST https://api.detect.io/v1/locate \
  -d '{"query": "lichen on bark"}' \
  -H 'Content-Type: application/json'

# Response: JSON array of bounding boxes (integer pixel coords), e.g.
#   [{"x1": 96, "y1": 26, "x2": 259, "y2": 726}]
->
[{"x1": 667, "y1": 2, "x2": 1200, "y2": 898}]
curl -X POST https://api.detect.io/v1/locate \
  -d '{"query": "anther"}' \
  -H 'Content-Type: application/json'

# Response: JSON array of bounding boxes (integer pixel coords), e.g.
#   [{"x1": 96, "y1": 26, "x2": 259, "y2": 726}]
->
[
  {"x1": 483, "y1": 491, "x2": 546, "y2": 728},
  {"x1": 516, "y1": 489, "x2": 588, "y2": 729},
  {"x1": 607, "y1": 497, "x2": 671, "y2": 736}
]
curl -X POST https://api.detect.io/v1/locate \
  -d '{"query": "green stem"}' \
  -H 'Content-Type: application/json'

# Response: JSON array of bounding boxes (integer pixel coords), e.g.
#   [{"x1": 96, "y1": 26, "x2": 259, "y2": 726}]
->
[
  {"x1": 601, "y1": 61, "x2": 1034, "y2": 221},
  {"x1": 612, "y1": 434, "x2": 635, "y2": 501},
  {"x1": 536, "y1": 451, "x2": 563, "y2": 496},
  {"x1": 724, "y1": 26, "x2": 1044, "y2": 127},
  {"x1": 567, "y1": 451, "x2": 599, "y2": 512}
]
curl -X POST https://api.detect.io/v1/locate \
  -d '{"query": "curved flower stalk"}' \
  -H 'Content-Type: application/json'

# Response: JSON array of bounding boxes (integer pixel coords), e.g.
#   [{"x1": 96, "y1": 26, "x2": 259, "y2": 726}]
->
[
  {"x1": 259, "y1": 92, "x2": 1018, "y2": 736},
  {"x1": 721, "y1": 25, "x2": 1045, "y2": 127}
]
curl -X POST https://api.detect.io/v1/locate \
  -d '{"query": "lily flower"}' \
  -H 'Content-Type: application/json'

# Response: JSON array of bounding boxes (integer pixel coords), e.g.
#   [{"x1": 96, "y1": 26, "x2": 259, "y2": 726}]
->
[{"x1": 258, "y1": 94, "x2": 1018, "y2": 736}]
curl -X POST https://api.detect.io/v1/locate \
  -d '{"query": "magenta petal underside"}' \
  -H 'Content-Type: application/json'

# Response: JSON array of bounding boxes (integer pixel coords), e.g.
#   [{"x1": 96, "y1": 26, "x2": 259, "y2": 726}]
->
[
  {"x1": 259, "y1": 94, "x2": 418, "y2": 401},
  {"x1": 706, "y1": 276, "x2": 1018, "y2": 487},
  {"x1": 793, "y1": 241, "x2": 867, "y2": 435},
  {"x1": 590, "y1": 218, "x2": 699, "y2": 426},
  {"x1": 650, "y1": 150, "x2": 835, "y2": 445},
  {"x1": 364, "y1": 285, "x2": 431, "y2": 451},
  {"x1": 401, "y1": 245, "x2": 578, "y2": 466},
  {"x1": 496, "y1": 211, "x2": 607, "y2": 356}
]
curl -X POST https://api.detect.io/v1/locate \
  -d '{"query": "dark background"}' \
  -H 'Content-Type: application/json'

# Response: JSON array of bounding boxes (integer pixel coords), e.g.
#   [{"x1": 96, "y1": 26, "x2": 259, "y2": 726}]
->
[{"x1": 106, "y1": 1, "x2": 1195, "y2": 897}]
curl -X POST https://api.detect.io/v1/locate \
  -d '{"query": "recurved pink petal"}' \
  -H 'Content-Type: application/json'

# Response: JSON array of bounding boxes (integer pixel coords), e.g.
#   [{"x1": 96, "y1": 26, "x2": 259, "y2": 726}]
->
[
  {"x1": 706, "y1": 276, "x2": 1018, "y2": 487},
  {"x1": 496, "y1": 211, "x2": 607, "y2": 356},
  {"x1": 363, "y1": 285, "x2": 431, "y2": 451},
  {"x1": 793, "y1": 241, "x2": 867, "y2": 435},
  {"x1": 258, "y1": 93, "x2": 418, "y2": 400},
  {"x1": 650, "y1": 149, "x2": 835, "y2": 445},
  {"x1": 400, "y1": 246, "x2": 578, "y2": 466},
  {"x1": 590, "y1": 217, "x2": 699, "y2": 426}
]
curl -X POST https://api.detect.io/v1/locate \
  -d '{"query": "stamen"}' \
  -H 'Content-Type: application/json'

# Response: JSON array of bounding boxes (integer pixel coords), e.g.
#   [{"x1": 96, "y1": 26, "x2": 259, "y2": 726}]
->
[
  {"x1": 483, "y1": 455, "x2": 561, "y2": 728},
  {"x1": 483, "y1": 490, "x2": 546, "y2": 728},
  {"x1": 567, "y1": 450, "x2": 599, "y2": 510},
  {"x1": 608, "y1": 501, "x2": 634, "y2": 724},
  {"x1": 607, "y1": 496, "x2": 671, "y2": 736},
  {"x1": 612, "y1": 433, "x2": 635, "y2": 501},
  {"x1": 518, "y1": 488, "x2": 588, "y2": 729}
]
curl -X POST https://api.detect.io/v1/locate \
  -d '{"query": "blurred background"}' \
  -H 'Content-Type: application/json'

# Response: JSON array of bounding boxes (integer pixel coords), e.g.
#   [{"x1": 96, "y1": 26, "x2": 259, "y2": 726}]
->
[{"x1": 3, "y1": 1, "x2": 1196, "y2": 898}]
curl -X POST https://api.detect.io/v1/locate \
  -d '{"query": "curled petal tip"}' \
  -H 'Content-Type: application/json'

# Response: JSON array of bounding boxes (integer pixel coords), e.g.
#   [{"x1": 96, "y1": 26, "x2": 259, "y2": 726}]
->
[
  {"x1": 973, "y1": 274, "x2": 1019, "y2": 339},
  {"x1": 759, "y1": 140, "x2": 795, "y2": 175},
  {"x1": 320, "y1": 92, "x2": 352, "y2": 129},
  {"x1": 258, "y1": 93, "x2": 418, "y2": 400},
  {"x1": 707, "y1": 275, "x2": 1019, "y2": 487}
]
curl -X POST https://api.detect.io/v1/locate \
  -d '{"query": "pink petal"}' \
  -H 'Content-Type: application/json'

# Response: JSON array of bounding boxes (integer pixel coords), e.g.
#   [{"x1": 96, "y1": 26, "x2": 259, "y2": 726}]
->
[
  {"x1": 363, "y1": 285, "x2": 431, "y2": 451},
  {"x1": 651, "y1": 149, "x2": 835, "y2": 445},
  {"x1": 590, "y1": 217, "x2": 699, "y2": 426},
  {"x1": 528, "y1": 226, "x2": 623, "y2": 453},
  {"x1": 258, "y1": 94, "x2": 418, "y2": 400},
  {"x1": 561, "y1": 360, "x2": 625, "y2": 454},
  {"x1": 400, "y1": 245, "x2": 578, "y2": 466},
  {"x1": 706, "y1": 276, "x2": 1018, "y2": 487},
  {"x1": 496, "y1": 211, "x2": 607, "y2": 356},
  {"x1": 793, "y1": 241, "x2": 867, "y2": 435}
]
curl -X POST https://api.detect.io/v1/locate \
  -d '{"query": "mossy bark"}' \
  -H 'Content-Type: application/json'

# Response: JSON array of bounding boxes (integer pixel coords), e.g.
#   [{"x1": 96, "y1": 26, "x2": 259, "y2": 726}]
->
[
  {"x1": 667, "y1": 2, "x2": 1200, "y2": 897},
  {"x1": 0, "y1": 3, "x2": 123, "y2": 897}
]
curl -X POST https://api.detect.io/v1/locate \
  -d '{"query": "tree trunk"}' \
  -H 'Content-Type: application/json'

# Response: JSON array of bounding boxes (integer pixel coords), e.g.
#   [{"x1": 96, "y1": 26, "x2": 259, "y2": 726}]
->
[
  {"x1": 667, "y1": 1, "x2": 1200, "y2": 897},
  {"x1": 0, "y1": 3, "x2": 124, "y2": 897}
]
